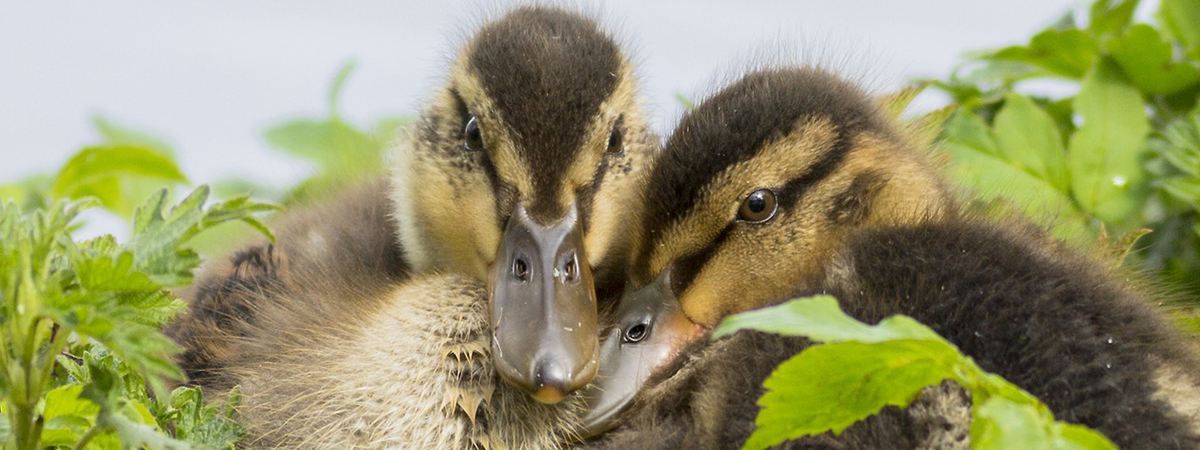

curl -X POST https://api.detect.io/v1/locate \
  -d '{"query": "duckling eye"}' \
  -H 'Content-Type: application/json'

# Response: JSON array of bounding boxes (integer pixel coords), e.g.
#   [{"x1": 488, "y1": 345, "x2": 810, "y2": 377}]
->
[
  {"x1": 737, "y1": 189, "x2": 777, "y2": 223},
  {"x1": 606, "y1": 123, "x2": 623, "y2": 154},
  {"x1": 624, "y1": 322, "x2": 648, "y2": 343},
  {"x1": 464, "y1": 116, "x2": 483, "y2": 151}
]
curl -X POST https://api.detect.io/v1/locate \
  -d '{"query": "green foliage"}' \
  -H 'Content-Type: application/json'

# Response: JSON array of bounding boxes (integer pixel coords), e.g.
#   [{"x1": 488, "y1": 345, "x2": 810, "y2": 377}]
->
[
  {"x1": 0, "y1": 185, "x2": 268, "y2": 449},
  {"x1": 714, "y1": 296, "x2": 1116, "y2": 450},
  {"x1": 926, "y1": 0, "x2": 1200, "y2": 296}
]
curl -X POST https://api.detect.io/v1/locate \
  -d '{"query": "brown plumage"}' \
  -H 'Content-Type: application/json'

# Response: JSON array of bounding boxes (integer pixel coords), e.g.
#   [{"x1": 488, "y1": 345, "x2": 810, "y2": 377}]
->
[
  {"x1": 165, "y1": 4, "x2": 658, "y2": 447},
  {"x1": 583, "y1": 65, "x2": 1200, "y2": 449}
]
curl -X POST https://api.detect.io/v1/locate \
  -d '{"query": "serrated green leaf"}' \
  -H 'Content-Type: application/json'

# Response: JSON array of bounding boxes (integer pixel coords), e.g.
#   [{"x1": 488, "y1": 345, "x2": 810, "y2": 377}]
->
[
  {"x1": 1158, "y1": 111, "x2": 1200, "y2": 177},
  {"x1": 972, "y1": 397, "x2": 1116, "y2": 450},
  {"x1": 941, "y1": 111, "x2": 1092, "y2": 241},
  {"x1": 993, "y1": 92, "x2": 1069, "y2": 193},
  {"x1": 1088, "y1": 0, "x2": 1139, "y2": 38},
  {"x1": 742, "y1": 340, "x2": 960, "y2": 450},
  {"x1": 1108, "y1": 24, "x2": 1200, "y2": 96},
  {"x1": 51, "y1": 146, "x2": 189, "y2": 205},
  {"x1": 1163, "y1": 178, "x2": 1200, "y2": 205},
  {"x1": 93, "y1": 116, "x2": 175, "y2": 157},
  {"x1": 990, "y1": 29, "x2": 1098, "y2": 79},
  {"x1": 712, "y1": 295, "x2": 943, "y2": 343},
  {"x1": 1068, "y1": 58, "x2": 1150, "y2": 224},
  {"x1": 1159, "y1": 0, "x2": 1200, "y2": 53}
]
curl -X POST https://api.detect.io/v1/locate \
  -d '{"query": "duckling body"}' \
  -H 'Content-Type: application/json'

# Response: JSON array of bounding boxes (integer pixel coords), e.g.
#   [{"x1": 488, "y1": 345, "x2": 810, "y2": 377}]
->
[
  {"x1": 231, "y1": 274, "x2": 587, "y2": 449},
  {"x1": 167, "y1": 4, "x2": 658, "y2": 445},
  {"x1": 584, "y1": 66, "x2": 1200, "y2": 449}
]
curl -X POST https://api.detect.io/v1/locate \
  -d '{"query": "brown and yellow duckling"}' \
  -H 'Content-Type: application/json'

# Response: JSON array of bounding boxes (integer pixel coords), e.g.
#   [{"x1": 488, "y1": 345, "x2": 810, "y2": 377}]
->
[
  {"x1": 581, "y1": 65, "x2": 1200, "y2": 449},
  {"x1": 166, "y1": 5, "x2": 659, "y2": 447}
]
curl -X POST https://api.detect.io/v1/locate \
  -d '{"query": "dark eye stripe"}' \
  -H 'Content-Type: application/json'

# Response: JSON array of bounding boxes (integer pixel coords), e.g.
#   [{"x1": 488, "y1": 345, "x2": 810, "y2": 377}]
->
[
  {"x1": 669, "y1": 225, "x2": 733, "y2": 298},
  {"x1": 778, "y1": 132, "x2": 852, "y2": 210}
]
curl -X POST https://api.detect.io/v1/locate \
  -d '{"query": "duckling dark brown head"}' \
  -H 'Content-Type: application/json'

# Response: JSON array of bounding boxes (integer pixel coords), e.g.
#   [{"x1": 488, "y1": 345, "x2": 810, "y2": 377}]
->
[
  {"x1": 629, "y1": 66, "x2": 950, "y2": 328},
  {"x1": 393, "y1": 5, "x2": 654, "y2": 403}
]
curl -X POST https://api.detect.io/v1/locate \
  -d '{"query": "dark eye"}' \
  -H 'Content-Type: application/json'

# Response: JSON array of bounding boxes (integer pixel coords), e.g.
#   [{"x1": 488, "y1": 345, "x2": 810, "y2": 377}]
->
[
  {"x1": 624, "y1": 322, "x2": 648, "y2": 343},
  {"x1": 464, "y1": 116, "x2": 483, "y2": 151},
  {"x1": 737, "y1": 189, "x2": 777, "y2": 223},
  {"x1": 606, "y1": 119, "x2": 624, "y2": 154}
]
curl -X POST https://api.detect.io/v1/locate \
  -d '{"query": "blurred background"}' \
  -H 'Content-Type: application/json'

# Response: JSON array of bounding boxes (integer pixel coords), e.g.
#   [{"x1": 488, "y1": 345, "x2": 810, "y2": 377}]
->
[{"x1": 3, "y1": 0, "x2": 1103, "y2": 189}]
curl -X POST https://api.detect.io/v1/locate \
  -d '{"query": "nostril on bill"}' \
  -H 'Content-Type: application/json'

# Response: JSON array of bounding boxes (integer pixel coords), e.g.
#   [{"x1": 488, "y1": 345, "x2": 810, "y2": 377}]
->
[
  {"x1": 512, "y1": 255, "x2": 530, "y2": 282},
  {"x1": 563, "y1": 252, "x2": 580, "y2": 283}
]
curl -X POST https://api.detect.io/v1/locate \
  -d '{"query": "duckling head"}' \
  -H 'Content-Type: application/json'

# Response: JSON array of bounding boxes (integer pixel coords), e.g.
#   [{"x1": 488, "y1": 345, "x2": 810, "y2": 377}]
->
[
  {"x1": 391, "y1": 6, "x2": 653, "y2": 403},
  {"x1": 629, "y1": 65, "x2": 952, "y2": 330}
]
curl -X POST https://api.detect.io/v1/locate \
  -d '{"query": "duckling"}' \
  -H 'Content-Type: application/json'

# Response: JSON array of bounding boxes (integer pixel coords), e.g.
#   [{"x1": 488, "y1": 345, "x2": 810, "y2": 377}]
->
[
  {"x1": 167, "y1": 4, "x2": 657, "y2": 404},
  {"x1": 580, "y1": 66, "x2": 1200, "y2": 449}
]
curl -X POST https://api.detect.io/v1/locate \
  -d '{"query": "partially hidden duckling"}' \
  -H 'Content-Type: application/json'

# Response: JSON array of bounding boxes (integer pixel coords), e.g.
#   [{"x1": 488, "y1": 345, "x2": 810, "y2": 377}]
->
[{"x1": 579, "y1": 65, "x2": 1200, "y2": 449}]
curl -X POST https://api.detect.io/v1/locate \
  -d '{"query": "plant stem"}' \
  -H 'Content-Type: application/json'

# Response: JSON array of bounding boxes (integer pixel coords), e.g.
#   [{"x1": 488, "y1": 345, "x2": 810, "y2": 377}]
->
[{"x1": 71, "y1": 424, "x2": 104, "y2": 450}]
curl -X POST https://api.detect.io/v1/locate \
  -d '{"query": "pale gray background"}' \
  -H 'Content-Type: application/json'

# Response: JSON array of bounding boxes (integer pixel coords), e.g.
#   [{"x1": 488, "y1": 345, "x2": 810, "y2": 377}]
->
[{"x1": 2, "y1": 1, "x2": 1147, "y2": 236}]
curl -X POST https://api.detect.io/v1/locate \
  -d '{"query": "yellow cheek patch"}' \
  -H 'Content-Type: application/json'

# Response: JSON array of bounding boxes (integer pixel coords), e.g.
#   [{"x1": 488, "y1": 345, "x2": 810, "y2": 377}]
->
[{"x1": 646, "y1": 117, "x2": 839, "y2": 277}]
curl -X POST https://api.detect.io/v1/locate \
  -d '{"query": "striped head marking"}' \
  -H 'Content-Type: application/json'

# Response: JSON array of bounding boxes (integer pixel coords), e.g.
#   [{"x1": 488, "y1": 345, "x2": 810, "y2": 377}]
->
[
  {"x1": 629, "y1": 67, "x2": 951, "y2": 327},
  {"x1": 392, "y1": 5, "x2": 653, "y2": 402}
]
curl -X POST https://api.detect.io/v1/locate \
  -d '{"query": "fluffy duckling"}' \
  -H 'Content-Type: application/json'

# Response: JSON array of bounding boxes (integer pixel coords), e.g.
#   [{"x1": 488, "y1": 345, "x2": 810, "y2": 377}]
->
[
  {"x1": 168, "y1": 4, "x2": 658, "y2": 405},
  {"x1": 581, "y1": 66, "x2": 1200, "y2": 449}
]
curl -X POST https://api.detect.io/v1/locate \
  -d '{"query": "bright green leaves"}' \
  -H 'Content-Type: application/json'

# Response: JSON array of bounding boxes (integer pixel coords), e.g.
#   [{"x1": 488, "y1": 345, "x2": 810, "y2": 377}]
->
[
  {"x1": 262, "y1": 62, "x2": 410, "y2": 206},
  {"x1": 1108, "y1": 24, "x2": 1200, "y2": 96},
  {"x1": 993, "y1": 92, "x2": 1069, "y2": 193},
  {"x1": 1159, "y1": 0, "x2": 1200, "y2": 58},
  {"x1": 1088, "y1": 0, "x2": 1139, "y2": 38},
  {"x1": 125, "y1": 187, "x2": 278, "y2": 286},
  {"x1": 746, "y1": 340, "x2": 960, "y2": 448},
  {"x1": 1068, "y1": 58, "x2": 1150, "y2": 225},
  {"x1": 941, "y1": 106, "x2": 1089, "y2": 241},
  {"x1": 0, "y1": 186, "x2": 270, "y2": 450},
  {"x1": 991, "y1": 29, "x2": 1099, "y2": 79},
  {"x1": 715, "y1": 296, "x2": 1116, "y2": 450},
  {"x1": 51, "y1": 146, "x2": 189, "y2": 219}
]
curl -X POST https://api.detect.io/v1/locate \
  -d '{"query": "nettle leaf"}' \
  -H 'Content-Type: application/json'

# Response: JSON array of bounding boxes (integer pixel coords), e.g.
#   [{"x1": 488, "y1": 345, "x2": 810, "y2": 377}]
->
[
  {"x1": 993, "y1": 92, "x2": 1069, "y2": 193},
  {"x1": 972, "y1": 397, "x2": 1115, "y2": 450},
  {"x1": 1068, "y1": 58, "x2": 1150, "y2": 225},
  {"x1": 83, "y1": 363, "x2": 190, "y2": 450},
  {"x1": 1088, "y1": 0, "x2": 1139, "y2": 38},
  {"x1": 50, "y1": 146, "x2": 189, "y2": 215},
  {"x1": 941, "y1": 111, "x2": 1091, "y2": 240},
  {"x1": 743, "y1": 340, "x2": 960, "y2": 450},
  {"x1": 1158, "y1": 111, "x2": 1200, "y2": 177},
  {"x1": 725, "y1": 297, "x2": 1117, "y2": 450},
  {"x1": 990, "y1": 29, "x2": 1098, "y2": 79},
  {"x1": 1107, "y1": 24, "x2": 1200, "y2": 96},
  {"x1": 1159, "y1": 0, "x2": 1200, "y2": 54},
  {"x1": 1163, "y1": 178, "x2": 1200, "y2": 205},
  {"x1": 124, "y1": 187, "x2": 278, "y2": 286},
  {"x1": 713, "y1": 295, "x2": 943, "y2": 343}
]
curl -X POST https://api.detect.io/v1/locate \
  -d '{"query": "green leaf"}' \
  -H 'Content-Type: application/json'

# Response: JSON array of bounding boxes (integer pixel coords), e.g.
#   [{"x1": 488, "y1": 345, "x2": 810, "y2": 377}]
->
[
  {"x1": 972, "y1": 397, "x2": 1116, "y2": 450},
  {"x1": 990, "y1": 29, "x2": 1099, "y2": 79},
  {"x1": 1107, "y1": 24, "x2": 1200, "y2": 96},
  {"x1": 1068, "y1": 58, "x2": 1150, "y2": 225},
  {"x1": 941, "y1": 111, "x2": 1092, "y2": 240},
  {"x1": 1159, "y1": 0, "x2": 1200, "y2": 53},
  {"x1": 1163, "y1": 178, "x2": 1200, "y2": 205},
  {"x1": 993, "y1": 92, "x2": 1069, "y2": 193},
  {"x1": 1088, "y1": 0, "x2": 1139, "y2": 38},
  {"x1": 1157, "y1": 109, "x2": 1200, "y2": 177},
  {"x1": 743, "y1": 340, "x2": 960, "y2": 450},
  {"x1": 93, "y1": 116, "x2": 175, "y2": 157},
  {"x1": 123, "y1": 187, "x2": 278, "y2": 286},
  {"x1": 675, "y1": 92, "x2": 696, "y2": 111},
  {"x1": 263, "y1": 118, "x2": 379, "y2": 170},
  {"x1": 328, "y1": 61, "x2": 356, "y2": 118},
  {"x1": 712, "y1": 295, "x2": 943, "y2": 343},
  {"x1": 50, "y1": 146, "x2": 189, "y2": 216}
]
